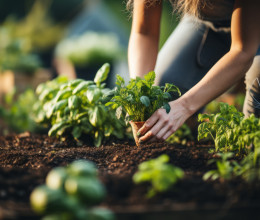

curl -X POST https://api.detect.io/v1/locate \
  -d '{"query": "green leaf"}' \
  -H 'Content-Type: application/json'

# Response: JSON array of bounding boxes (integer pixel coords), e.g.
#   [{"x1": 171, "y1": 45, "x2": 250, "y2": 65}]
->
[
  {"x1": 163, "y1": 92, "x2": 172, "y2": 100},
  {"x1": 203, "y1": 170, "x2": 219, "y2": 181},
  {"x1": 68, "y1": 79, "x2": 84, "y2": 88},
  {"x1": 219, "y1": 102, "x2": 229, "y2": 113},
  {"x1": 68, "y1": 95, "x2": 81, "y2": 109},
  {"x1": 115, "y1": 74, "x2": 125, "y2": 87},
  {"x1": 198, "y1": 113, "x2": 210, "y2": 122},
  {"x1": 140, "y1": 96, "x2": 150, "y2": 107},
  {"x1": 94, "y1": 63, "x2": 110, "y2": 85},
  {"x1": 144, "y1": 71, "x2": 155, "y2": 86},
  {"x1": 86, "y1": 88, "x2": 101, "y2": 104},
  {"x1": 47, "y1": 100, "x2": 68, "y2": 118},
  {"x1": 94, "y1": 131, "x2": 103, "y2": 147},
  {"x1": 164, "y1": 83, "x2": 181, "y2": 96},
  {"x1": 163, "y1": 103, "x2": 171, "y2": 114},
  {"x1": 48, "y1": 121, "x2": 68, "y2": 136},
  {"x1": 72, "y1": 81, "x2": 93, "y2": 95},
  {"x1": 54, "y1": 89, "x2": 72, "y2": 102},
  {"x1": 89, "y1": 106, "x2": 105, "y2": 127},
  {"x1": 72, "y1": 126, "x2": 82, "y2": 139},
  {"x1": 215, "y1": 135, "x2": 226, "y2": 151}
]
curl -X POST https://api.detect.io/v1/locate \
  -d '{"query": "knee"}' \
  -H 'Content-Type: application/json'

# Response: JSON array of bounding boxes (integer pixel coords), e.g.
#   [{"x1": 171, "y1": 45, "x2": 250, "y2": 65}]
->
[{"x1": 245, "y1": 56, "x2": 260, "y2": 91}]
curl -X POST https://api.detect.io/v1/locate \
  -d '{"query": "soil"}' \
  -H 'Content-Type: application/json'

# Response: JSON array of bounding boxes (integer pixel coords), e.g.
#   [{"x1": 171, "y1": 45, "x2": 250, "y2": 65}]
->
[{"x1": 0, "y1": 133, "x2": 260, "y2": 220}]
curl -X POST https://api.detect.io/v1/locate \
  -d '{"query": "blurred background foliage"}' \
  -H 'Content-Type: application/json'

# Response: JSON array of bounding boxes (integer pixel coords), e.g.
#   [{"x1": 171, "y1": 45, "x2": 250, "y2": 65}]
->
[
  {"x1": 0, "y1": 0, "x2": 178, "y2": 51},
  {"x1": 0, "y1": 0, "x2": 180, "y2": 135},
  {"x1": 0, "y1": 0, "x2": 245, "y2": 143}
]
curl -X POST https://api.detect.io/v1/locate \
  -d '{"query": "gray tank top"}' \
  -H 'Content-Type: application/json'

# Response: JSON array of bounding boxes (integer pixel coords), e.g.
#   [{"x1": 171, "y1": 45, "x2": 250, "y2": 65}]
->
[{"x1": 200, "y1": 0, "x2": 235, "y2": 22}]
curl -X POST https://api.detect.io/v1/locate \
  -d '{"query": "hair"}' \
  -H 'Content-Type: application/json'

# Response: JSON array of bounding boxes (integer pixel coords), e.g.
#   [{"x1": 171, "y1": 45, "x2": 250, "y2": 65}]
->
[
  {"x1": 126, "y1": 0, "x2": 211, "y2": 18},
  {"x1": 126, "y1": 0, "x2": 161, "y2": 11}
]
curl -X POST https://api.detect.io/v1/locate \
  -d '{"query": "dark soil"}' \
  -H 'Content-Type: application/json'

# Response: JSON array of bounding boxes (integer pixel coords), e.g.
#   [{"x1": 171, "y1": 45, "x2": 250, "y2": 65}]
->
[{"x1": 0, "y1": 133, "x2": 260, "y2": 220}]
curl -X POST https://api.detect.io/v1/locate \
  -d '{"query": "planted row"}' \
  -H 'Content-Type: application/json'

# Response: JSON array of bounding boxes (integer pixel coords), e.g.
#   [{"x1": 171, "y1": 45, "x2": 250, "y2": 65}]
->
[
  {"x1": 198, "y1": 102, "x2": 260, "y2": 154},
  {"x1": 198, "y1": 103, "x2": 260, "y2": 183},
  {"x1": 34, "y1": 63, "x2": 127, "y2": 147},
  {"x1": 30, "y1": 160, "x2": 114, "y2": 220}
]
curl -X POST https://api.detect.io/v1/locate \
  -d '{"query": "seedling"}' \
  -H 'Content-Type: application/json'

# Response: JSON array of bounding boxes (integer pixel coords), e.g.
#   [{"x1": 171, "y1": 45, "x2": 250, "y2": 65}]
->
[
  {"x1": 203, "y1": 152, "x2": 238, "y2": 181},
  {"x1": 133, "y1": 154, "x2": 184, "y2": 198},
  {"x1": 203, "y1": 145, "x2": 260, "y2": 183}
]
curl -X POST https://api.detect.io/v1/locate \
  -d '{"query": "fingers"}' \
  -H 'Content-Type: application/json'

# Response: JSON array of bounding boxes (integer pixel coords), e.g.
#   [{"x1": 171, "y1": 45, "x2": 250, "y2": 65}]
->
[
  {"x1": 138, "y1": 109, "x2": 169, "y2": 143},
  {"x1": 155, "y1": 123, "x2": 171, "y2": 140},
  {"x1": 137, "y1": 112, "x2": 160, "y2": 137},
  {"x1": 139, "y1": 119, "x2": 164, "y2": 142},
  {"x1": 162, "y1": 129, "x2": 175, "y2": 141},
  {"x1": 136, "y1": 99, "x2": 191, "y2": 144}
]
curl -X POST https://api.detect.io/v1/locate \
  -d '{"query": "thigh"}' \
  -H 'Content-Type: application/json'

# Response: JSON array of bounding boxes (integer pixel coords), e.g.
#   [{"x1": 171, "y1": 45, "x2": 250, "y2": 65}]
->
[
  {"x1": 155, "y1": 16, "x2": 231, "y2": 95},
  {"x1": 243, "y1": 55, "x2": 260, "y2": 117}
]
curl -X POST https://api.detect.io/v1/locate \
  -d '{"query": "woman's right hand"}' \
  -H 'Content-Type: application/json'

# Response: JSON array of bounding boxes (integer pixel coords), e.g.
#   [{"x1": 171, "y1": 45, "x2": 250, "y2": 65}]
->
[{"x1": 137, "y1": 98, "x2": 193, "y2": 143}]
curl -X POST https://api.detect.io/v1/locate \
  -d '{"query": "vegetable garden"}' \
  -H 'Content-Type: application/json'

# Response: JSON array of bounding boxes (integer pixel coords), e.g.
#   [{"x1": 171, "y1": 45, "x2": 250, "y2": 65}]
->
[{"x1": 0, "y1": 63, "x2": 260, "y2": 220}]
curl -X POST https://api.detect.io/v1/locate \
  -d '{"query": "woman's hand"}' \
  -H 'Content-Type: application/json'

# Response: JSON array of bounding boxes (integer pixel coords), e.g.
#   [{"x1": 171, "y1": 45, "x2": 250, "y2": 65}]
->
[{"x1": 137, "y1": 98, "x2": 192, "y2": 143}]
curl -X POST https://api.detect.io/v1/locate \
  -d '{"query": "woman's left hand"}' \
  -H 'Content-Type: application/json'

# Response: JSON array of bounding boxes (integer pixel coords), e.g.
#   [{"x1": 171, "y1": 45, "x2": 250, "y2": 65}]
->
[{"x1": 137, "y1": 98, "x2": 192, "y2": 143}]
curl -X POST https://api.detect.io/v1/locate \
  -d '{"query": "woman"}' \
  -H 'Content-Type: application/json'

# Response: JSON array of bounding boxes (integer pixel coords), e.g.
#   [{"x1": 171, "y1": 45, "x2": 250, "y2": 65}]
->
[{"x1": 127, "y1": 0, "x2": 260, "y2": 143}]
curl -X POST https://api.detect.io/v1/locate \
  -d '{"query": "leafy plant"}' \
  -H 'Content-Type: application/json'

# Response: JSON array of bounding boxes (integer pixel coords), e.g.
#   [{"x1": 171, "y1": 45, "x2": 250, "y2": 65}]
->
[
  {"x1": 34, "y1": 63, "x2": 126, "y2": 147},
  {"x1": 4, "y1": 0, "x2": 65, "y2": 52},
  {"x1": 0, "y1": 88, "x2": 43, "y2": 133},
  {"x1": 233, "y1": 142, "x2": 260, "y2": 182},
  {"x1": 166, "y1": 123, "x2": 194, "y2": 145},
  {"x1": 30, "y1": 160, "x2": 115, "y2": 220},
  {"x1": 106, "y1": 71, "x2": 181, "y2": 122},
  {"x1": 203, "y1": 152, "x2": 239, "y2": 181},
  {"x1": 204, "y1": 143, "x2": 260, "y2": 183},
  {"x1": 201, "y1": 103, "x2": 260, "y2": 183},
  {"x1": 133, "y1": 154, "x2": 184, "y2": 198},
  {"x1": 0, "y1": 28, "x2": 41, "y2": 73},
  {"x1": 55, "y1": 31, "x2": 124, "y2": 67},
  {"x1": 198, "y1": 103, "x2": 260, "y2": 154}
]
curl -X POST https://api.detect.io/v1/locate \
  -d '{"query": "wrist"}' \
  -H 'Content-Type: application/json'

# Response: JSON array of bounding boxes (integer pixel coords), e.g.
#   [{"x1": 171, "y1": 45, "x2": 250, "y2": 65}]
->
[{"x1": 174, "y1": 96, "x2": 196, "y2": 118}]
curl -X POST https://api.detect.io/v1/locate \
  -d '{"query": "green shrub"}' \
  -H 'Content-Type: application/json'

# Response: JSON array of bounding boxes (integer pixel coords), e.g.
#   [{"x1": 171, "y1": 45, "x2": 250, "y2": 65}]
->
[
  {"x1": 198, "y1": 103, "x2": 260, "y2": 154},
  {"x1": 34, "y1": 63, "x2": 126, "y2": 146},
  {"x1": 31, "y1": 160, "x2": 115, "y2": 220}
]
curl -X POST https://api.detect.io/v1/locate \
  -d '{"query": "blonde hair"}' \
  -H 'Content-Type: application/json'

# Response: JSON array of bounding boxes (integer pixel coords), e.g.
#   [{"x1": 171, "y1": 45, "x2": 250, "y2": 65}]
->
[{"x1": 126, "y1": 0, "x2": 211, "y2": 18}]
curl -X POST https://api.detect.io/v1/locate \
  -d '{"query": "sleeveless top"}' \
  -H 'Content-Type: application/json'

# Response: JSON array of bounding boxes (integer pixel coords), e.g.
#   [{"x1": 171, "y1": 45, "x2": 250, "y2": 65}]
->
[{"x1": 199, "y1": 0, "x2": 235, "y2": 22}]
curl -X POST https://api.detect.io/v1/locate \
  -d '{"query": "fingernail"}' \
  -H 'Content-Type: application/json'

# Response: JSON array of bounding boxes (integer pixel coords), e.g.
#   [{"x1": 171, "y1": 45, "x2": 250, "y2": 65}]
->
[{"x1": 136, "y1": 131, "x2": 140, "y2": 137}]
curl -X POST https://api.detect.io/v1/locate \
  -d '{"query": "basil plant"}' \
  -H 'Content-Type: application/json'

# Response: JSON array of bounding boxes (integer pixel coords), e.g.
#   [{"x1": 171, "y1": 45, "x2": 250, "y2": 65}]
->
[
  {"x1": 105, "y1": 71, "x2": 181, "y2": 122},
  {"x1": 34, "y1": 63, "x2": 126, "y2": 147}
]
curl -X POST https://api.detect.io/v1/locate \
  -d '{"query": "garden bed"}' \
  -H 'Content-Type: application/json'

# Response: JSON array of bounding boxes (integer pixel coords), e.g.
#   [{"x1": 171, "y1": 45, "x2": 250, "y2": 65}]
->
[{"x1": 0, "y1": 133, "x2": 260, "y2": 220}]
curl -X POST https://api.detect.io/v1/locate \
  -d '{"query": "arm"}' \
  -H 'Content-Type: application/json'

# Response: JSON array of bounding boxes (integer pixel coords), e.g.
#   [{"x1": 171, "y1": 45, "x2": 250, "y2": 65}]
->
[
  {"x1": 138, "y1": 0, "x2": 260, "y2": 142},
  {"x1": 128, "y1": 0, "x2": 162, "y2": 78}
]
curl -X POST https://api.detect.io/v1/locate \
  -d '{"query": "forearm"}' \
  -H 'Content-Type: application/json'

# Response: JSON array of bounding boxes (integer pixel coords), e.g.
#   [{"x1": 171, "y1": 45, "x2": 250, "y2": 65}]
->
[
  {"x1": 128, "y1": 0, "x2": 162, "y2": 79},
  {"x1": 179, "y1": 49, "x2": 254, "y2": 115},
  {"x1": 128, "y1": 33, "x2": 158, "y2": 78},
  {"x1": 128, "y1": 32, "x2": 159, "y2": 78}
]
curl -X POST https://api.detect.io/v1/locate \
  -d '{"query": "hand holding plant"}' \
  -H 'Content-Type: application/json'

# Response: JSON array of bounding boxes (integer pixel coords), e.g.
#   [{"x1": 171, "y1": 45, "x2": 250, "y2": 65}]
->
[{"x1": 106, "y1": 71, "x2": 181, "y2": 145}]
